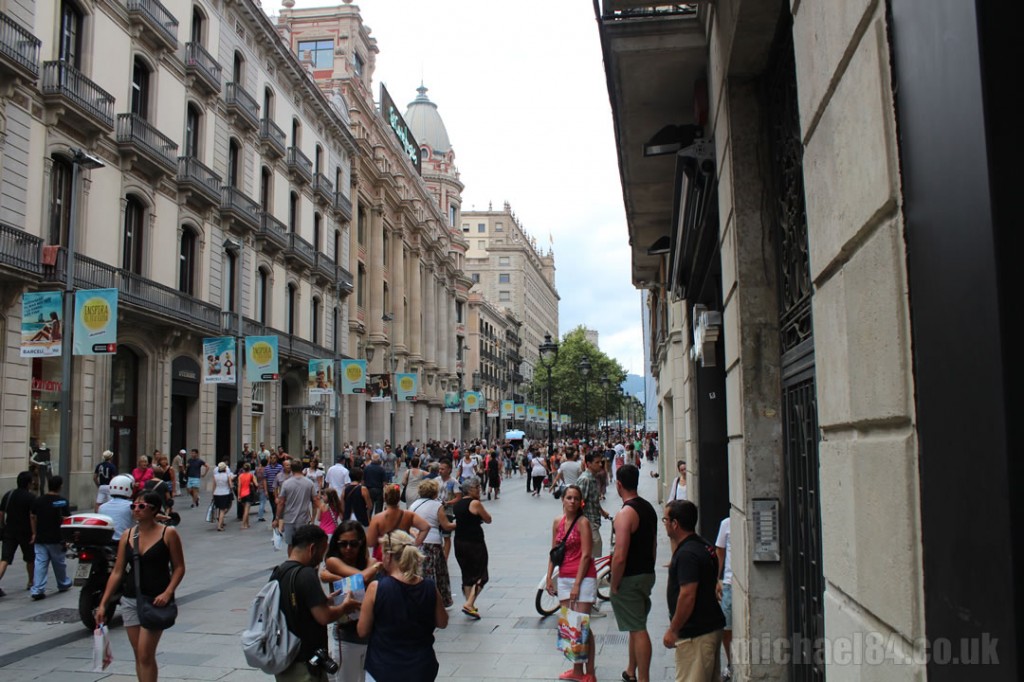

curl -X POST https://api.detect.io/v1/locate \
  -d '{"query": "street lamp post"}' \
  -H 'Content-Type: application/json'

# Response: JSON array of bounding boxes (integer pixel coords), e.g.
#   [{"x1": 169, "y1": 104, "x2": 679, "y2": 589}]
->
[
  {"x1": 601, "y1": 375, "x2": 611, "y2": 443},
  {"x1": 578, "y1": 355, "x2": 591, "y2": 441},
  {"x1": 538, "y1": 333, "x2": 559, "y2": 456},
  {"x1": 58, "y1": 148, "x2": 105, "y2": 486},
  {"x1": 472, "y1": 372, "x2": 482, "y2": 441},
  {"x1": 223, "y1": 238, "x2": 244, "y2": 466},
  {"x1": 364, "y1": 342, "x2": 375, "y2": 444},
  {"x1": 382, "y1": 313, "x2": 397, "y2": 453}
]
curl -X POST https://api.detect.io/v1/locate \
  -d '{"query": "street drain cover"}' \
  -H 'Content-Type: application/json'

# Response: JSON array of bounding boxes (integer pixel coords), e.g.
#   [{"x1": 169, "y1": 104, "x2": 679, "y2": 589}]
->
[
  {"x1": 596, "y1": 633, "x2": 629, "y2": 646},
  {"x1": 24, "y1": 608, "x2": 80, "y2": 623}
]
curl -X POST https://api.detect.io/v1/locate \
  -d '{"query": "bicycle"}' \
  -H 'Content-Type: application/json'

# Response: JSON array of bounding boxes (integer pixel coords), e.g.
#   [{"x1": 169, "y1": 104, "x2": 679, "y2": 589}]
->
[{"x1": 535, "y1": 553, "x2": 612, "y2": 617}]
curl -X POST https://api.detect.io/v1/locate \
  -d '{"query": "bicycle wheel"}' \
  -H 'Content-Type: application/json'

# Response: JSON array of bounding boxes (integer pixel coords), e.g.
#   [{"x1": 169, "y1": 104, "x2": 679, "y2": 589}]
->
[
  {"x1": 535, "y1": 587, "x2": 561, "y2": 617},
  {"x1": 596, "y1": 565, "x2": 612, "y2": 601}
]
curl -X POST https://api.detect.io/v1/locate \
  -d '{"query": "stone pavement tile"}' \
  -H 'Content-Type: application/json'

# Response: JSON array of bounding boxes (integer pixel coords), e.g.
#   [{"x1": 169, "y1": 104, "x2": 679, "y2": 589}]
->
[
  {"x1": 451, "y1": 658, "x2": 529, "y2": 677},
  {"x1": 155, "y1": 663, "x2": 234, "y2": 679}
]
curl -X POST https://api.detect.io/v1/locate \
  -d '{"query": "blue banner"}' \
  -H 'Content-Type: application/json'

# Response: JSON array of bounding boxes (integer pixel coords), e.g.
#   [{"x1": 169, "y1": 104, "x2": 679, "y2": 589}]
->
[
  {"x1": 309, "y1": 359, "x2": 335, "y2": 395},
  {"x1": 203, "y1": 337, "x2": 237, "y2": 384},
  {"x1": 463, "y1": 391, "x2": 482, "y2": 412},
  {"x1": 341, "y1": 359, "x2": 367, "y2": 394},
  {"x1": 396, "y1": 373, "x2": 417, "y2": 401},
  {"x1": 245, "y1": 336, "x2": 279, "y2": 382},
  {"x1": 73, "y1": 288, "x2": 117, "y2": 355},
  {"x1": 21, "y1": 291, "x2": 63, "y2": 357}
]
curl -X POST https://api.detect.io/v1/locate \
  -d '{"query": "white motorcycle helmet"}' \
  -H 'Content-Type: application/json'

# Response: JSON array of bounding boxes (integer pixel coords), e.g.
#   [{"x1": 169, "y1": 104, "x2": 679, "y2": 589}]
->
[{"x1": 109, "y1": 474, "x2": 135, "y2": 499}]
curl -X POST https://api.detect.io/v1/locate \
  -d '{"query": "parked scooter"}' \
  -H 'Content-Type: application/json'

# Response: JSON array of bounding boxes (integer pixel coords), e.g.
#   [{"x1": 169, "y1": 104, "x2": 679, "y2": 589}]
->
[{"x1": 62, "y1": 513, "x2": 119, "y2": 630}]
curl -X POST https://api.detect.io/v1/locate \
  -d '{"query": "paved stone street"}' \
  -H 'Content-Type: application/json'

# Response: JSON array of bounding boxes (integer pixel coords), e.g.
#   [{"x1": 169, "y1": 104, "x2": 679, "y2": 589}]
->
[{"x1": 0, "y1": 466, "x2": 682, "y2": 681}]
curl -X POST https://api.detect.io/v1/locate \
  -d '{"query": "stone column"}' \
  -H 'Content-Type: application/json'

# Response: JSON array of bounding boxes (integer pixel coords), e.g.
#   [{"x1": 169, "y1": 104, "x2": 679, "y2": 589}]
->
[
  {"x1": 424, "y1": 264, "x2": 436, "y2": 370},
  {"x1": 368, "y1": 207, "x2": 384, "y2": 340},
  {"x1": 408, "y1": 255, "x2": 422, "y2": 362},
  {"x1": 436, "y1": 277, "x2": 448, "y2": 376},
  {"x1": 392, "y1": 235, "x2": 405, "y2": 352}
]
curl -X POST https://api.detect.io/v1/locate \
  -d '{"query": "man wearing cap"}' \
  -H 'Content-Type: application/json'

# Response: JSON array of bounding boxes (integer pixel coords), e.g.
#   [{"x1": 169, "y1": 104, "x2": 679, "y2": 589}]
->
[
  {"x1": 92, "y1": 450, "x2": 118, "y2": 511},
  {"x1": 171, "y1": 449, "x2": 186, "y2": 497}
]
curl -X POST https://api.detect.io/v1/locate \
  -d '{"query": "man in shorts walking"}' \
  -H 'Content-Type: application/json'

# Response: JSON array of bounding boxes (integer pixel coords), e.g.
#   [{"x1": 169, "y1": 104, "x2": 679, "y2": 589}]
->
[
  {"x1": 185, "y1": 449, "x2": 208, "y2": 508},
  {"x1": 609, "y1": 464, "x2": 657, "y2": 682},
  {"x1": 0, "y1": 472, "x2": 36, "y2": 596}
]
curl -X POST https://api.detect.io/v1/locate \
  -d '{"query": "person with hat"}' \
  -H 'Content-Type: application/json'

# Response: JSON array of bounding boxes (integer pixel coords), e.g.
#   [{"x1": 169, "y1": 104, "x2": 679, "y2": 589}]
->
[
  {"x1": 93, "y1": 450, "x2": 118, "y2": 511},
  {"x1": 171, "y1": 449, "x2": 186, "y2": 497}
]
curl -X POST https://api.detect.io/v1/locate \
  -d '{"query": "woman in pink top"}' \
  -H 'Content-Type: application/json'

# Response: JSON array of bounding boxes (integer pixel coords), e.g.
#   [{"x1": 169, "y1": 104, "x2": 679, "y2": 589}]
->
[
  {"x1": 544, "y1": 484, "x2": 597, "y2": 682},
  {"x1": 131, "y1": 455, "x2": 154, "y2": 492}
]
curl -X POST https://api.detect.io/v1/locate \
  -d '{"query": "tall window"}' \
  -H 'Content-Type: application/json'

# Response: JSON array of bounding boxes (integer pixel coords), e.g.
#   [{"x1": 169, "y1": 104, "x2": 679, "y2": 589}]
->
[
  {"x1": 297, "y1": 39, "x2": 333, "y2": 69},
  {"x1": 357, "y1": 264, "x2": 366, "y2": 307},
  {"x1": 332, "y1": 307, "x2": 340, "y2": 353},
  {"x1": 59, "y1": 0, "x2": 83, "y2": 67},
  {"x1": 260, "y1": 166, "x2": 272, "y2": 210},
  {"x1": 353, "y1": 52, "x2": 364, "y2": 77},
  {"x1": 382, "y1": 284, "x2": 390, "y2": 318},
  {"x1": 190, "y1": 6, "x2": 204, "y2": 44},
  {"x1": 314, "y1": 145, "x2": 323, "y2": 174},
  {"x1": 48, "y1": 155, "x2": 73, "y2": 246},
  {"x1": 256, "y1": 267, "x2": 269, "y2": 324},
  {"x1": 123, "y1": 196, "x2": 144, "y2": 274},
  {"x1": 313, "y1": 213, "x2": 322, "y2": 252},
  {"x1": 291, "y1": 118, "x2": 300, "y2": 146},
  {"x1": 288, "y1": 191, "x2": 298, "y2": 232},
  {"x1": 382, "y1": 231, "x2": 389, "y2": 266},
  {"x1": 311, "y1": 296, "x2": 321, "y2": 344},
  {"x1": 232, "y1": 51, "x2": 244, "y2": 85},
  {"x1": 225, "y1": 249, "x2": 237, "y2": 312},
  {"x1": 263, "y1": 87, "x2": 274, "y2": 120},
  {"x1": 357, "y1": 207, "x2": 366, "y2": 245},
  {"x1": 228, "y1": 138, "x2": 240, "y2": 188},
  {"x1": 334, "y1": 229, "x2": 341, "y2": 261},
  {"x1": 185, "y1": 104, "x2": 201, "y2": 158},
  {"x1": 179, "y1": 228, "x2": 197, "y2": 295},
  {"x1": 131, "y1": 58, "x2": 150, "y2": 119},
  {"x1": 286, "y1": 283, "x2": 297, "y2": 334}
]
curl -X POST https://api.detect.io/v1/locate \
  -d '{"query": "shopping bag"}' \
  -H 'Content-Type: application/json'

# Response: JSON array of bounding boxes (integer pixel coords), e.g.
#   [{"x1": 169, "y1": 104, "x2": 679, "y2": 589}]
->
[
  {"x1": 205, "y1": 501, "x2": 215, "y2": 523},
  {"x1": 92, "y1": 625, "x2": 113, "y2": 672},
  {"x1": 556, "y1": 605, "x2": 591, "y2": 663},
  {"x1": 273, "y1": 527, "x2": 284, "y2": 551}
]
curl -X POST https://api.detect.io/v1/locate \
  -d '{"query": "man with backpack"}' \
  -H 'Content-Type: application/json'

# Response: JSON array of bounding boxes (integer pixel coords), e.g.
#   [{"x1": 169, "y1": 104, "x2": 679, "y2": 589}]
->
[{"x1": 243, "y1": 525, "x2": 356, "y2": 680}]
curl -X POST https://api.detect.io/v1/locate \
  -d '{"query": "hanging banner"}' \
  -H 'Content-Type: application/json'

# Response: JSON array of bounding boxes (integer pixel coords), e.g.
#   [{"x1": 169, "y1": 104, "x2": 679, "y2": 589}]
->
[
  {"x1": 245, "y1": 336, "x2": 279, "y2": 382},
  {"x1": 308, "y1": 358, "x2": 335, "y2": 395},
  {"x1": 444, "y1": 392, "x2": 461, "y2": 412},
  {"x1": 463, "y1": 391, "x2": 481, "y2": 412},
  {"x1": 486, "y1": 400, "x2": 500, "y2": 418},
  {"x1": 561, "y1": 414, "x2": 571, "y2": 425},
  {"x1": 341, "y1": 359, "x2": 367, "y2": 394},
  {"x1": 203, "y1": 337, "x2": 237, "y2": 384},
  {"x1": 527, "y1": 405, "x2": 538, "y2": 422},
  {"x1": 396, "y1": 373, "x2": 417, "y2": 401},
  {"x1": 73, "y1": 288, "x2": 118, "y2": 355},
  {"x1": 515, "y1": 403, "x2": 526, "y2": 420},
  {"x1": 539, "y1": 408, "x2": 548, "y2": 422},
  {"x1": 21, "y1": 291, "x2": 64, "y2": 357},
  {"x1": 501, "y1": 400, "x2": 514, "y2": 420},
  {"x1": 367, "y1": 373, "x2": 392, "y2": 402}
]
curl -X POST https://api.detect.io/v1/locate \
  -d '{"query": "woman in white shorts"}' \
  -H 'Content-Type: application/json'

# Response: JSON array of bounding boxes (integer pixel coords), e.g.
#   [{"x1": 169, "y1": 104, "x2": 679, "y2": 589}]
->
[{"x1": 544, "y1": 485, "x2": 597, "y2": 682}]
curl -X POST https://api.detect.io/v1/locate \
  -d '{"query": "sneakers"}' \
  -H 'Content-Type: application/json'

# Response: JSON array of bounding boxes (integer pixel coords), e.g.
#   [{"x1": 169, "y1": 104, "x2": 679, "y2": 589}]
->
[
  {"x1": 30, "y1": 593, "x2": 46, "y2": 601},
  {"x1": 58, "y1": 585, "x2": 72, "y2": 593},
  {"x1": 722, "y1": 665, "x2": 733, "y2": 681}
]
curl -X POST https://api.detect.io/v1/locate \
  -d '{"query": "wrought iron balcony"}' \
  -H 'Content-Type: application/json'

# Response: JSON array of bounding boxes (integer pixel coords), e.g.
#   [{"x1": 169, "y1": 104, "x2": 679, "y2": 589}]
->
[
  {"x1": 313, "y1": 251, "x2": 336, "y2": 285},
  {"x1": 116, "y1": 113, "x2": 177, "y2": 175},
  {"x1": 333, "y1": 192, "x2": 352, "y2": 221},
  {"x1": 287, "y1": 146, "x2": 313, "y2": 185},
  {"x1": 313, "y1": 173, "x2": 334, "y2": 204},
  {"x1": 0, "y1": 221, "x2": 43, "y2": 278},
  {"x1": 284, "y1": 232, "x2": 316, "y2": 270},
  {"x1": 225, "y1": 82, "x2": 259, "y2": 130},
  {"x1": 220, "y1": 186, "x2": 261, "y2": 233},
  {"x1": 184, "y1": 42, "x2": 220, "y2": 94},
  {"x1": 126, "y1": 0, "x2": 178, "y2": 51},
  {"x1": 41, "y1": 61, "x2": 115, "y2": 131},
  {"x1": 256, "y1": 212, "x2": 288, "y2": 253},
  {"x1": 176, "y1": 155, "x2": 221, "y2": 208},
  {"x1": 337, "y1": 265, "x2": 354, "y2": 295},
  {"x1": 259, "y1": 117, "x2": 286, "y2": 159},
  {"x1": 0, "y1": 11, "x2": 40, "y2": 81}
]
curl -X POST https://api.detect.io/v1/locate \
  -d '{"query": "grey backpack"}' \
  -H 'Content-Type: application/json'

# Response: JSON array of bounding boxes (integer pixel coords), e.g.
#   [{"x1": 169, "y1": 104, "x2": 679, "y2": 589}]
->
[{"x1": 240, "y1": 564, "x2": 302, "y2": 674}]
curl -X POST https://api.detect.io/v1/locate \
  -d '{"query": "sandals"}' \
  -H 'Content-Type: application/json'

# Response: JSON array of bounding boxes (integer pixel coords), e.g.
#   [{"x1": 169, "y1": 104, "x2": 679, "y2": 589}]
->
[
  {"x1": 461, "y1": 605, "x2": 481, "y2": 620},
  {"x1": 621, "y1": 672, "x2": 638, "y2": 682},
  {"x1": 559, "y1": 671, "x2": 584, "y2": 681}
]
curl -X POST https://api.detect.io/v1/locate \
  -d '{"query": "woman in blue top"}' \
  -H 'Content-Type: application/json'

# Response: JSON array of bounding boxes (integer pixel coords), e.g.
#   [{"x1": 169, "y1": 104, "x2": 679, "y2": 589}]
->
[{"x1": 357, "y1": 530, "x2": 448, "y2": 681}]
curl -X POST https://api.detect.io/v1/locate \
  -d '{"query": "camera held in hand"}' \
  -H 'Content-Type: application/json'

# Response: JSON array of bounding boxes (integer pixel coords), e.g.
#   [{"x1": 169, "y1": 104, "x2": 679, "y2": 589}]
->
[{"x1": 308, "y1": 648, "x2": 339, "y2": 675}]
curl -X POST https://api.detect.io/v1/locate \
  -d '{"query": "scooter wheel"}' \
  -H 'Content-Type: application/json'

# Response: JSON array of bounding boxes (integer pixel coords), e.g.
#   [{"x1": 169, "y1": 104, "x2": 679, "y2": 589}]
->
[{"x1": 79, "y1": 580, "x2": 117, "y2": 631}]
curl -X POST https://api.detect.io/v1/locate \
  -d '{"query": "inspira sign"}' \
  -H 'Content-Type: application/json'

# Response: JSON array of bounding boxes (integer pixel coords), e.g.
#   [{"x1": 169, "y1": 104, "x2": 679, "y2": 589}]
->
[{"x1": 380, "y1": 84, "x2": 421, "y2": 176}]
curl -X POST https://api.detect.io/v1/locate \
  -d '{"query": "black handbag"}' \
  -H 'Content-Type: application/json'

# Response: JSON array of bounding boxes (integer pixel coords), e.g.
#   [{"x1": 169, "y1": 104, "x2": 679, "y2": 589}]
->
[
  {"x1": 548, "y1": 515, "x2": 581, "y2": 567},
  {"x1": 132, "y1": 529, "x2": 178, "y2": 630}
]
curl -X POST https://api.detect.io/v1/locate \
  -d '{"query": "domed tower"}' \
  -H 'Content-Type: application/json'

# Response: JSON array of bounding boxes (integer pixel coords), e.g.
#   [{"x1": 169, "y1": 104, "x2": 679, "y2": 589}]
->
[{"x1": 404, "y1": 85, "x2": 464, "y2": 231}]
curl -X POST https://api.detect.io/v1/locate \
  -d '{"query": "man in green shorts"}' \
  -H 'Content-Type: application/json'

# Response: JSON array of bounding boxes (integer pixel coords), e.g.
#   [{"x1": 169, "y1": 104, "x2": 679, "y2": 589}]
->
[{"x1": 610, "y1": 464, "x2": 657, "y2": 682}]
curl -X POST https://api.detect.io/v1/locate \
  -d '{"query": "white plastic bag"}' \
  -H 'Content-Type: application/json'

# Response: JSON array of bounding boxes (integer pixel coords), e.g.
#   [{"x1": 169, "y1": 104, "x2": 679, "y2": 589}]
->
[
  {"x1": 205, "y1": 501, "x2": 215, "y2": 523},
  {"x1": 92, "y1": 625, "x2": 113, "y2": 672},
  {"x1": 272, "y1": 527, "x2": 284, "y2": 551}
]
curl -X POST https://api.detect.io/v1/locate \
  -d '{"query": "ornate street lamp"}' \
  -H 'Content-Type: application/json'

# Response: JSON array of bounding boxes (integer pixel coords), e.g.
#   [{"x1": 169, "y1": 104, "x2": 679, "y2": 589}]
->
[
  {"x1": 601, "y1": 375, "x2": 611, "y2": 443},
  {"x1": 538, "y1": 333, "x2": 559, "y2": 455},
  {"x1": 578, "y1": 355, "x2": 591, "y2": 441}
]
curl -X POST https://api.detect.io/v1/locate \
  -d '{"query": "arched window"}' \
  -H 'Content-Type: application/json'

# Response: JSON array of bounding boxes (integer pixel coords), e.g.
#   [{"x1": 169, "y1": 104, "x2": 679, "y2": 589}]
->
[
  {"x1": 334, "y1": 166, "x2": 342, "y2": 191},
  {"x1": 179, "y1": 227, "x2": 198, "y2": 295},
  {"x1": 286, "y1": 283, "x2": 297, "y2": 334},
  {"x1": 357, "y1": 206, "x2": 366, "y2": 244},
  {"x1": 382, "y1": 283, "x2": 390, "y2": 318},
  {"x1": 123, "y1": 195, "x2": 145, "y2": 274},
  {"x1": 256, "y1": 267, "x2": 269, "y2": 324},
  {"x1": 48, "y1": 155, "x2": 73, "y2": 246},
  {"x1": 311, "y1": 296, "x2": 321, "y2": 344},
  {"x1": 382, "y1": 230, "x2": 389, "y2": 266},
  {"x1": 313, "y1": 212, "x2": 322, "y2": 252},
  {"x1": 228, "y1": 138, "x2": 240, "y2": 188},
  {"x1": 288, "y1": 191, "x2": 299, "y2": 232},
  {"x1": 59, "y1": 0, "x2": 83, "y2": 67},
  {"x1": 260, "y1": 166, "x2": 272, "y2": 211},
  {"x1": 357, "y1": 264, "x2": 366, "y2": 307},
  {"x1": 291, "y1": 118, "x2": 300, "y2": 146},
  {"x1": 190, "y1": 5, "x2": 205, "y2": 45},
  {"x1": 232, "y1": 50, "x2": 244, "y2": 85},
  {"x1": 263, "y1": 87, "x2": 274, "y2": 120},
  {"x1": 185, "y1": 103, "x2": 201, "y2": 158},
  {"x1": 224, "y1": 248, "x2": 237, "y2": 312},
  {"x1": 333, "y1": 229, "x2": 341, "y2": 261},
  {"x1": 332, "y1": 307, "x2": 340, "y2": 353},
  {"x1": 131, "y1": 58, "x2": 151, "y2": 119},
  {"x1": 315, "y1": 144, "x2": 323, "y2": 174}
]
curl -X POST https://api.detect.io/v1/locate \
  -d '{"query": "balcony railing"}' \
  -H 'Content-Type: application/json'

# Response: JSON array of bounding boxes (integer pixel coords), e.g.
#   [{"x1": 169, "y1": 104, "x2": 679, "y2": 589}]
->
[
  {"x1": 220, "y1": 186, "x2": 261, "y2": 231},
  {"x1": 259, "y1": 117, "x2": 286, "y2": 158},
  {"x1": 285, "y1": 232, "x2": 316, "y2": 269},
  {"x1": 176, "y1": 155, "x2": 221, "y2": 205},
  {"x1": 257, "y1": 212, "x2": 288, "y2": 251},
  {"x1": 0, "y1": 221, "x2": 43, "y2": 275},
  {"x1": 314, "y1": 251, "x2": 335, "y2": 283},
  {"x1": 116, "y1": 113, "x2": 177, "y2": 172},
  {"x1": 313, "y1": 173, "x2": 333, "y2": 203},
  {"x1": 287, "y1": 147, "x2": 313, "y2": 184},
  {"x1": 126, "y1": 0, "x2": 178, "y2": 49},
  {"x1": 337, "y1": 265, "x2": 354, "y2": 294},
  {"x1": 333, "y1": 192, "x2": 352, "y2": 221},
  {"x1": 0, "y1": 11, "x2": 41, "y2": 79},
  {"x1": 184, "y1": 42, "x2": 220, "y2": 93},
  {"x1": 225, "y1": 82, "x2": 259, "y2": 129},
  {"x1": 41, "y1": 61, "x2": 115, "y2": 129}
]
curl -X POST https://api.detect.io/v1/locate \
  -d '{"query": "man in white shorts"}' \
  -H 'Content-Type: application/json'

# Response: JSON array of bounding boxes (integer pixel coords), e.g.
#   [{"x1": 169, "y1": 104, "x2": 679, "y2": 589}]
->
[{"x1": 92, "y1": 450, "x2": 117, "y2": 511}]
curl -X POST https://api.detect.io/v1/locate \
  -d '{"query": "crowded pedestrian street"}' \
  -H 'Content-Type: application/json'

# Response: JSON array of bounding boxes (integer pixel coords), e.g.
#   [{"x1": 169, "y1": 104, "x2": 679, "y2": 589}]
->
[{"x1": 0, "y1": 458, "x2": 685, "y2": 681}]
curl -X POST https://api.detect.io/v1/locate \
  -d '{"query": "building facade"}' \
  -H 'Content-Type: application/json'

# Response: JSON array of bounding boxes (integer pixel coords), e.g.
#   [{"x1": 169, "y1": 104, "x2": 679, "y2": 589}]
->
[
  {"x1": 278, "y1": 2, "x2": 470, "y2": 446},
  {"x1": 598, "y1": 1, "x2": 1017, "y2": 681},
  {"x1": 0, "y1": 0, "x2": 356, "y2": 505},
  {"x1": 462, "y1": 203, "x2": 559, "y2": 382},
  {"x1": 466, "y1": 291, "x2": 521, "y2": 443}
]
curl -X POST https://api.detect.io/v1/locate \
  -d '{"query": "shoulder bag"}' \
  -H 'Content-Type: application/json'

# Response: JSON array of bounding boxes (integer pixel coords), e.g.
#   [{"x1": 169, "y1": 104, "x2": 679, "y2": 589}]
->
[
  {"x1": 132, "y1": 528, "x2": 178, "y2": 630},
  {"x1": 549, "y1": 514, "x2": 581, "y2": 568}
]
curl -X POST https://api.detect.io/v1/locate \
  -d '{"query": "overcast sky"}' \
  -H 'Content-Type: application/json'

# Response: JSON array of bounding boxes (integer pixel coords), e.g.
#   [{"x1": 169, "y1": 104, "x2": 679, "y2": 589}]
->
[{"x1": 283, "y1": 0, "x2": 646, "y2": 378}]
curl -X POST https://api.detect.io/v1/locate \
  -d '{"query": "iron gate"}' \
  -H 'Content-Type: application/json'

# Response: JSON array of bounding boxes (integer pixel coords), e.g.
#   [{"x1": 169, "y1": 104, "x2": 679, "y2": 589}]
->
[{"x1": 764, "y1": 15, "x2": 826, "y2": 682}]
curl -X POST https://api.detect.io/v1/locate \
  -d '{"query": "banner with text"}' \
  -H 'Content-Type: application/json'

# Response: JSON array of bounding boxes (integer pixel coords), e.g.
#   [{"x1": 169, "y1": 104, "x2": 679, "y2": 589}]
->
[
  {"x1": 396, "y1": 373, "x2": 417, "y2": 401},
  {"x1": 527, "y1": 405, "x2": 538, "y2": 422},
  {"x1": 21, "y1": 291, "x2": 63, "y2": 357},
  {"x1": 203, "y1": 337, "x2": 237, "y2": 384},
  {"x1": 341, "y1": 359, "x2": 367, "y2": 394},
  {"x1": 444, "y1": 392, "x2": 461, "y2": 412},
  {"x1": 501, "y1": 400, "x2": 514, "y2": 420},
  {"x1": 308, "y1": 358, "x2": 335, "y2": 395},
  {"x1": 245, "y1": 336, "x2": 279, "y2": 382},
  {"x1": 367, "y1": 374, "x2": 392, "y2": 402},
  {"x1": 515, "y1": 403, "x2": 525, "y2": 420},
  {"x1": 463, "y1": 391, "x2": 481, "y2": 412},
  {"x1": 486, "y1": 400, "x2": 500, "y2": 418},
  {"x1": 73, "y1": 288, "x2": 118, "y2": 355}
]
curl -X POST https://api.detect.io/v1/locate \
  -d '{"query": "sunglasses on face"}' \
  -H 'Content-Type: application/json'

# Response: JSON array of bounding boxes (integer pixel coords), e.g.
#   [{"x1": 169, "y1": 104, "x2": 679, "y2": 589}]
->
[
  {"x1": 130, "y1": 503, "x2": 153, "y2": 511},
  {"x1": 335, "y1": 540, "x2": 361, "y2": 549}
]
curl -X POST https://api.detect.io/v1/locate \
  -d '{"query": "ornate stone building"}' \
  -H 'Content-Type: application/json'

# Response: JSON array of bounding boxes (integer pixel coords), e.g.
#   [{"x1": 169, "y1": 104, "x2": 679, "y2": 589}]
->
[
  {"x1": 277, "y1": 1, "x2": 470, "y2": 445},
  {"x1": 0, "y1": 0, "x2": 355, "y2": 505}
]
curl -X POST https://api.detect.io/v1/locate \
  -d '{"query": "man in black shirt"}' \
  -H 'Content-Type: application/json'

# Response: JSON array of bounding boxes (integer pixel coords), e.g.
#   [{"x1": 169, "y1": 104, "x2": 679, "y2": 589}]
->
[
  {"x1": 363, "y1": 453, "x2": 386, "y2": 515},
  {"x1": 29, "y1": 475, "x2": 72, "y2": 600},
  {"x1": 0, "y1": 472, "x2": 37, "y2": 596},
  {"x1": 271, "y1": 524, "x2": 356, "y2": 681},
  {"x1": 662, "y1": 500, "x2": 725, "y2": 681}
]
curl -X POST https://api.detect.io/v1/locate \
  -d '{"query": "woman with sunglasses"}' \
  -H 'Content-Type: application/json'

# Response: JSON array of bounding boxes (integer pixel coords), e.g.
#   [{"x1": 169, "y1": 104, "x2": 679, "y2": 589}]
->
[{"x1": 96, "y1": 492, "x2": 185, "y2": 682}]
